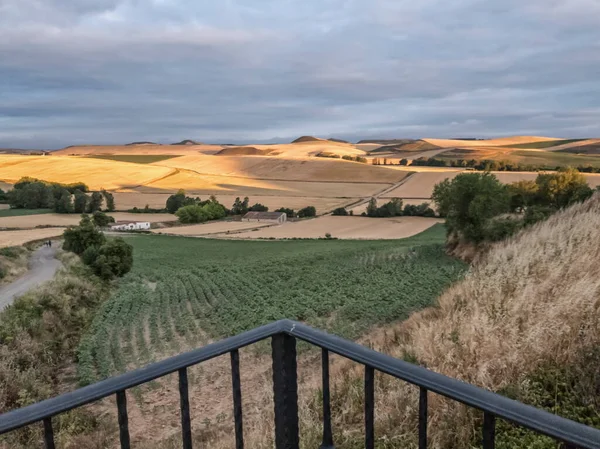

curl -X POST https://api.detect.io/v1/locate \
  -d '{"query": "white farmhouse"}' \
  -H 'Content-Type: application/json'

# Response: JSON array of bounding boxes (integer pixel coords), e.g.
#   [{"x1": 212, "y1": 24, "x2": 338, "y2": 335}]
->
[
  {"x1": 110, "y1": 221, "x2": 151, "y2": 231},
  {"x1": 242, "y1": 211, "x2": 287, "y2": 224}
]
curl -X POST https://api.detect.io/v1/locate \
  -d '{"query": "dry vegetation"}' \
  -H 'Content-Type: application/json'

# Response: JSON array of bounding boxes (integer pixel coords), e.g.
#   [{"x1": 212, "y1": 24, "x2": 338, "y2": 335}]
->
[
  {"x1": 423, "y1": 136, "x2": 559, "y2": 148},
  {"x1": 0, "y1": 228, "x2": 66, "y2": 248},
  {"x1": 212, "y1": 216, "x2": 442, "y2": 240},
  {"x1": 0, "y1": 213, "x2": 175, "y2": 229}
]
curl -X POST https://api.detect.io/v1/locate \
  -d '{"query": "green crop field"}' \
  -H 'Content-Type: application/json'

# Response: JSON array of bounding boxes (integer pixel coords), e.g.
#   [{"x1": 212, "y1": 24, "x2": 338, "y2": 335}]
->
[
  {"x1": 83, "y1": 154, "x2": 180, "y2": 164},
  {"x1": 503, "y1": 139, "x2": 584, "y2": 149},
  {"x1": 0, "y1": 208, "x2": 53, "y2": 217},
  {"x1": 77, "y1": 225, "x2": 466, "y2": 384}
]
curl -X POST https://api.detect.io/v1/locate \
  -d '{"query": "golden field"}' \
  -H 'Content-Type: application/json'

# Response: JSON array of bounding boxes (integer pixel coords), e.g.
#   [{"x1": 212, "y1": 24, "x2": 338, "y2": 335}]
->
[
  {"x1": 0, "y1": 228, "x2": 66, "y2": 248},
  {"x1": 0, "y1": 213, "x2": 176, "y2": 229}
]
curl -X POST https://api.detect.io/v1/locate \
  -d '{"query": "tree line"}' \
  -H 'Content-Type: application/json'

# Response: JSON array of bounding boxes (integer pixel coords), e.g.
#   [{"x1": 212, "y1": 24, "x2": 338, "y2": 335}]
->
[
  {"x1": 432, "y1": 168, "x2": 598, "y2": 245},
  {"x1": 332, "y1": 199, "x2": 435, "y2": 218},
  {"x1": 6, "y1": 177, "x2": 115, "y2": 213},
  {"x1": 405, "y1": 157, "x2": 600, "y2": 173}
]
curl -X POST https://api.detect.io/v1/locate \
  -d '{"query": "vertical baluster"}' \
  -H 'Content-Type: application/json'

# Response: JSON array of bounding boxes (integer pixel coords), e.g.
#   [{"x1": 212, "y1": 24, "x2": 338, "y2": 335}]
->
[
  {"x1": 179, "y1": 367, "x2": 193, "y2": 449},
  {"x1": 43, "y1": 417, "x2": 55, "y2": 449},
  {"x1": 116, "y1": 390, "x2": 131, "y2": 449},
  {"x1": 482, "y1": 412, "x2": 495, "y2": 449},
  {"x1": 365, "y1": 366, "x2": 375, "y2": 449},
  {"x1": 272, "y1": 333, "x2": 299, "y2": 449},
  {"x1": 418, "y1": 387, "x2": 427, "y2": 449},
  {"x1": 320, "y1": 348, "x2": 334, "y2": 449},
  {"x1": 230, "y1": 349, "x2": 244, "y2": 449}
]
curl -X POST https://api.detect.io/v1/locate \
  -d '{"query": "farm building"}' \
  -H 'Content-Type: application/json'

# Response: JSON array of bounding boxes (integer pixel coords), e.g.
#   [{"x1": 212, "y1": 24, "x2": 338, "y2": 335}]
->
[
  {"x1": 110, "y1": 221, "x2": 151, "y2": 231},
  {"x1": 242, "y1": 211, "x2": 287, "y2": 224}
]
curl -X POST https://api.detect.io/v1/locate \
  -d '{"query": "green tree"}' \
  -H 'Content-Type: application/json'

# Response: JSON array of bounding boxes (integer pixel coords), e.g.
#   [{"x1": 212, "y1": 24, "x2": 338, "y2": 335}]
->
[
  {"x1": 298, "y1": 206, "x2": 317, "y2": 218},
  {"x1": 366, "y1": 197, "x2": 378, "y2": 217},
  {"x1": 507, "y1": 180, "x2": 538, "y2": 211},
  {"x1": 166, "y1": 189, "x2": 187, "y2": 214},
  {"x1": 54, "y1": 189, "x2": 74, "y2": 213},
  {"x1": 275, "y1": 207, "x2": 295, "y2": 218},
  {"x1": 399, "y1": 158, "x2": 409, "y2": 166},
  {"x1": 102, "y1": 190, "x2": 115, "y2": 212},
  {"x1": 332, "y1": 207, "x2": 348, "y2": 216},
  {"x1": 89, "y1": 238, "x2": 134, "y2": 280},
  {"x1": 432, "y1": 172, "x2": 510, "y2": 243},
  {"x1": 63, "y1": 215, "x2": 106, "y2": 255},
  {"x1": 535, "y1": 168, "x2": 593, "y2": 209},
  {"x1": 249, "y1": 203, "x2": 269, "y2": 212},
  {"x1": 73, "y1": 190, "x2": 88, "y2": 213},
  {"x1": 92, "y1": 211, "x2": 115, "y2": 227},
  {"x1": 176, "y1": 205, "x2": 210, "y2": 223},
  {"x1": 87, "y1": 192, "x2": 104, "y2": 213}
]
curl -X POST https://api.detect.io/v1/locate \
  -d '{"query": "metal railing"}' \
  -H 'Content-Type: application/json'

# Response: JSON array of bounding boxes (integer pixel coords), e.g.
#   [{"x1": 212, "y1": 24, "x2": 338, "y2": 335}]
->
[{"x1": 1, "y1": 319, "x2": 599, "y2": 448}]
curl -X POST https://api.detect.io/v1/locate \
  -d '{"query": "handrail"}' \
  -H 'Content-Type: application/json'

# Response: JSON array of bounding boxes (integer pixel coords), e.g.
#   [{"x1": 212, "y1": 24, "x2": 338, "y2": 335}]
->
[{"x1": 1, "y1": 319, "x2": 599, "y2": 449}]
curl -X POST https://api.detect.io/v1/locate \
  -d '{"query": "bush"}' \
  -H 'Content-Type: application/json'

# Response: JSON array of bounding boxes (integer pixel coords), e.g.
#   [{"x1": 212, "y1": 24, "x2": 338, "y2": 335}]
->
[
  {"x1": 89, "y1": 238, "x2": 133, "y2": 280},
  {"x1": 432, "y1": 172, "x2": 511, "y2": 243},
  {"x1": 403, "y1": 203, "x2": 436, "y2": 217},
  {"x1": 63, "y1": 215, "x2": 106, "y2": 255},
  {"x1": 92, "y1": 211, "x2": 115, "y2": 227},
  {"x1": 166, "y1": 189, "x2": 188, "y2": 214},
  {"x1": 275, "y1": 207, "x2": 296, "y2": 218},
  {"x1": 176, "y1": 205, "x2": 209, "y2": 224},
  {"x1": 332, "y1": 207, "x2": 348, "y2": 216},
  {"x1": 298, "y1": 206, "x2": 317, "y2": 218},
  {"x1": 366, "y1": 198, "x2": 403, "y2": 217},
  {"x1": 249, "y1": 203, "x2": 269, "y2": 212},
  {"x1": 482, "y1": 215, "x2": 524, "y2": 242}
]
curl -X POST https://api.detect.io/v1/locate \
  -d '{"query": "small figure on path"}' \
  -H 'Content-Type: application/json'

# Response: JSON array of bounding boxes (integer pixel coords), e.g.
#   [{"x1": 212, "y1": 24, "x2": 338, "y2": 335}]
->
[{"x1": 48, "y1": 240, "x2": 52, "y2": 248}]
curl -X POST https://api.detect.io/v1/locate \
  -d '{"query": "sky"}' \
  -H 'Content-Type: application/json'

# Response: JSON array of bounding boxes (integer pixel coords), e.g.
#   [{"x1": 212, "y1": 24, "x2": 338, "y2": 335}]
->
[{"x1": 1, "y1": 0, "x2": 600, "y2": 148}]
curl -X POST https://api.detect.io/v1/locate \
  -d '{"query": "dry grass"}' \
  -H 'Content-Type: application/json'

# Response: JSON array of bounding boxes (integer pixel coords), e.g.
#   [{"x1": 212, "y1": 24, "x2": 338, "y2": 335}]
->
[
  {"x1": 0, "y1": 155, "x2": 174, "y2": 190},
  {"x1": 423, "y1": 136, "x2": 560, "y2": 148},
  {"x1": 152, "y1": 154, "x2": 404, "y2": 183},
  {"x1": 151, "y1": 221, "x2": 272, "y2": 236},
  {"x1": 112, "y1": 192, "x2": 355, "y2": 214},
  {"x1": 0, "y1": 228, "x2": 65, "y2": 248},
  {"x1": 0, "y1": 213, "x2": 175, "y2": 229},
  {"x1": 212, "y1": 216, "x2": 442, "y2": 240},
  {"x1": 382, "y1": 171, "x2": 463, "y2": 199}
]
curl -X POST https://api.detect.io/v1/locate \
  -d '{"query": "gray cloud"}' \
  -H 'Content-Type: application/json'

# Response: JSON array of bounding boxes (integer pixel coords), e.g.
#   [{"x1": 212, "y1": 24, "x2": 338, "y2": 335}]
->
[{"x1": 1, "y1": 0, "x2": 600, "y2": 148}]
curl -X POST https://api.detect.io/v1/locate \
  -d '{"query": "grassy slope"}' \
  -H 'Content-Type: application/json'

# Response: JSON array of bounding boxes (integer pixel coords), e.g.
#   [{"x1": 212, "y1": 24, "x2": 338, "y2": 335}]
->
[
  {"x1": 502, "y1": 139, "x2": 584, "y2": 149},
  {"x1": 83, "y1": 155, "x2": 180, "y2": 164},
  {"x1": 77, "y1": 224, "x2": 466, "y2": 383},
  {"x1": 295, "y1": 194, "x2": 600, "y2": 448},
  {"x1": 0, "y1": 208, "x2": 53, "y2": 217},
  {"x1": 437, "y1": 148, "x2": 600, "y2": 168}
]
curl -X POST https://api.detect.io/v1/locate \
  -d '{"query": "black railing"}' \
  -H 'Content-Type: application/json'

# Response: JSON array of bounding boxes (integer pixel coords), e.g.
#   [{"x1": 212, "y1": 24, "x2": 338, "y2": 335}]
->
[{"x1": 1, "y1": 319, "x2": 599, "y2": 448}]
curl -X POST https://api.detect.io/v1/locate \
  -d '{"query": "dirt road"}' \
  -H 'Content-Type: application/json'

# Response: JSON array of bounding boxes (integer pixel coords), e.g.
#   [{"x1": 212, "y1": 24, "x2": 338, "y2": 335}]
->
[{"x1": 0, "y1": 245, "x2": 62, "y2": 310}]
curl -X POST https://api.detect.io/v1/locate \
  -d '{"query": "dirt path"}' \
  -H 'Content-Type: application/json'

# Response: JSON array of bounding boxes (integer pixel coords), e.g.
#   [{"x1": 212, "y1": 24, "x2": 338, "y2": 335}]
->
[
  {"x1": 0, "y1": 244, "x2": 62, "y2": 310},
  {"x1": 340, "y1": 172, "x2": 417, "y2": 212}
]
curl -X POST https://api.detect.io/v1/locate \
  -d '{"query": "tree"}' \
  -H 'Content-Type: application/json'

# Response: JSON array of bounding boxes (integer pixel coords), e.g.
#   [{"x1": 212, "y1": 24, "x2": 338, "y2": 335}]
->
[
  {"x1": 366, "y1": 198, "x2": 378, "y2": 217},
  {"x1": 176, "y1": 205, "x2": 210, "y2": 224},
  {"x1": 63, "y1": 215, "x2": 106, "y2": 255},
  {"x1": 507, "y1": 180, "x2": 538, "y2": 211},
  {"x1": 242, "y1": 197, "x2": 250, "y2": 214},
  {"x1": 535, "y1": 168, "x2": 593, "y2": 209},
  {"x1": 249, "y1": 203, "x2": 269, "y2": 212},
  {"x1": 92, "y1": 211, "x2": 115, "y2": 227},
  {"x1": 54, "y1": 189, "x2": 74, "y2": 213},
  {"x1": 231, "y1": 197, "x2": 250, "y2": 215},
  {"x1": 275, "y1": 207, "x2": 295, "y2": 218},
  {"x1": 0, "y1": 189, "x2": 8, "y2": 203},
  {"x1": 202, "y1": 201, "x2": 227, "y2": 220},
  {"x1": 432, "y1": 172, "x2": 511, "y2": 243},
  {"x1": 102, "y1": 190, "x2": 115, "y2": 212},
  {"x1": 399, "y1": 158, "x2": 409, "y2": 166},
  {"x1": 166, "y1": 189, "x2": 187, "y2": 214},
  {"x1": 87, "y1": 192, "x2": 104, "y2": 213},
  {"x1": 332, "y1": 207, "x2": 348, "y2": 216},
  {"x1": 73, "y1": 190, "x2": 88, "y2": 213},
  {"x1": 298, "y1": 206, "x2": 316, "y2": 218},
  {"x1": 89, "y1": 238, "x2": 133, "y2": 280}
]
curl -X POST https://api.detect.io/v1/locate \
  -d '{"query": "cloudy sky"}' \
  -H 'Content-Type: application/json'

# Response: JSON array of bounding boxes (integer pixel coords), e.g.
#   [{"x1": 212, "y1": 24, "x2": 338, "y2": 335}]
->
[{"x1": 1, "y1": 0, "x2": 600, "y2": 148}]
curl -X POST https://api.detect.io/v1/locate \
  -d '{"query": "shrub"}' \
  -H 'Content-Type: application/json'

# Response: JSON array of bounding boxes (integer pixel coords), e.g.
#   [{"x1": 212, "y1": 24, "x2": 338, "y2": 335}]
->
[
  {"x1": 275, "y1": 207, "x2": 296, "y2": 218},
  {"x1": 63, "y1": 215, "x2": 106, "y2": 255},
  {"x1": 92, "y1": 211, "x2": 115, "y2": 227},
  {"x1": 249, "y1": 203, "x2": 269, "y2": 212},
  {"x1": 89, "y1": 238, "x2": 133, "y2": 280},
  {"x1": 298, "y1": 206, "x2": 317, "y2": 218},
  {"x1": 332, "y1": 207, "x2": 348, "y2": 216},
  {"x1": 403, "y1": 203, "x2": 436, "y2": 217},
  {"x1": 482, "y1": 215, "x2": 524, "y2": 242},
  {"x1": 432, "y1": 172, "x2": 510, "y2": 243},
  {"x1": 176, "y1": 205, "x2": 209, "y2": 224}
]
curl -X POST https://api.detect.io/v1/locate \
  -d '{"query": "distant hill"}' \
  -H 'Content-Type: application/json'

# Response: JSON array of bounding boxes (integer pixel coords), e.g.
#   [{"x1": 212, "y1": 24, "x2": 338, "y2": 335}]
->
[
  {"x1": 369, "y1": 140, "x2": 440, "y2": 153},
  {"x1": 216, "y1": 146, "x2": 273, "y2": 156},
  {"x1": 328, "y1": 138, "x2": 350, "y2": 144},
  {"x1": 291, "y1": 136, "x2": 324, "y2": 143},
  {"x1": 357, "y1": 139, "x2": 415, "y2": 145},
  {"x1": 125, "y1": 141, "x2": 158, "y2": 146},
  {"x1": 172, "y1": 139, "x2": 202, "y2": 145},
  {"x1": 0, "y1": 148, "x2": 50, "y2": 155}
]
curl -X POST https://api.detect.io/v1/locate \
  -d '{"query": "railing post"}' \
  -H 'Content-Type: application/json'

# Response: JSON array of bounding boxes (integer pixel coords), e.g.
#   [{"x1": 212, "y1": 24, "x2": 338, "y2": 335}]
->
[
  {"x1": 365, "y1": 366, "x2": 375, "y2": 449},
  {"x1": 230, "y1": 349, "x2": 244, "y2": 449},
  {"x1": 272, "y1": 333, "x2": 299, "y2": 449},
  {"x1": 320, "y1": 348, "x2": 334, "y2": 449},
  {"x1": 43, "y1": 417, "x2": 55, "y2": 449},
  {"x1": 483, "y1": 412, "x2": 495, "y2": 449},
  {"x1": 419, "y1": 387, "x2": 427, "y2": 449},
  {"x1": 179, "y1": 367, "x2": 193, "y2": 449},
  {"x1": 116, "y1": 390, "x2": 131, "y2": 449}
]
